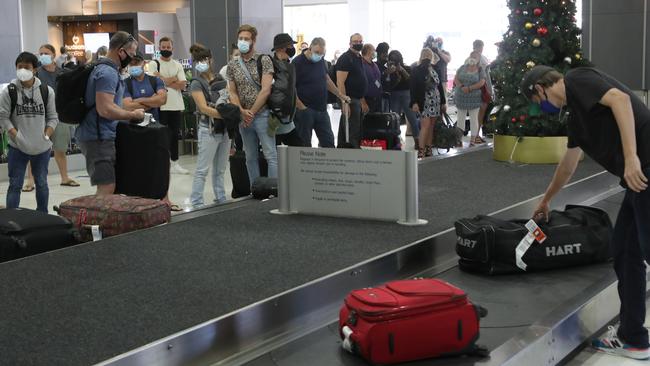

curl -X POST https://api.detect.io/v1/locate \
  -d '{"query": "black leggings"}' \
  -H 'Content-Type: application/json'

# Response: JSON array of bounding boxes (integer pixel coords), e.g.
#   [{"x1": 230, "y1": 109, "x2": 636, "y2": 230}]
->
[{"x1": 159, "y1": 111, "x2": 182, "y2": 161}]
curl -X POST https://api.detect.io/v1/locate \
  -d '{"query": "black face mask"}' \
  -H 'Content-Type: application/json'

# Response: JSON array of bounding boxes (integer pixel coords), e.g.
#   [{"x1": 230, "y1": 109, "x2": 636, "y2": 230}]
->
[
  {"x1": 352, "y1": 44, "x2": 363, "y2": 52},
  {"x1": 119, "y1": 50, "x2": 132, "y2": 69},
  {"x1": 286, "y1": 47, "x2": 296, "y2": 58},
  {"x1": 160, "y1": 50, "x2": 173, "y2": 58}
]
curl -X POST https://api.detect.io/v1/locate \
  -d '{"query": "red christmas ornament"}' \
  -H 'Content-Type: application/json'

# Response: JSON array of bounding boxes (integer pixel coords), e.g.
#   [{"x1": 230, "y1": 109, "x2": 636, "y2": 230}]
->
[
  {"x1": 534, "y1": 8, "x2": 543, "y2": 16},
  {"x1": 519, "y1": 115, "x2": 526, "y2": 121},
  {"x1": 511, "y1": 117, "x2": 517, "y2": 123},
  {"x1": 537, "y1": 26, "x2": 549, "y2": 36}
]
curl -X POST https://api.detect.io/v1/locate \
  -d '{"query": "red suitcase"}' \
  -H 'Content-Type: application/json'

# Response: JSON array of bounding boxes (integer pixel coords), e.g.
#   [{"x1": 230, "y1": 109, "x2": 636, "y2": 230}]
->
[
  {"x1": 339, "y1": 278, "x2": 488, "y2": 364},
  {"x1": 56, "y1": 195, "x2": 171, "y2": 242}
]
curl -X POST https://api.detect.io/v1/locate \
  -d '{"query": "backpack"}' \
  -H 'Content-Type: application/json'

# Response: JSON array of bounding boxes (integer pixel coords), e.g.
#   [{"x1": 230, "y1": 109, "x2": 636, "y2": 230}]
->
[
  {"x1": 255, "y1": 55, "x2": 295, "y2": 119},
  {"x1": 7, "y1": 82, "x2": 49, "y2": 116},
  {"x1": 327, "y1": 62, "x2": 339, "y2": 104},
  {"x1": 54, "y1": 59, "x2": 113, "y2": 124},
  {"x1": 125, "y1": 75, "x2": 159, "y2": 100}
]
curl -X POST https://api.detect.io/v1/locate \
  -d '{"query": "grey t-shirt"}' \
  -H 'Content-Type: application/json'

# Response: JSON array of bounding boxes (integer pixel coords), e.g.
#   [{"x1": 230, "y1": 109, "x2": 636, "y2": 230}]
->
[
  {"x1": 36, "y1": 67, "x2": 62, "y2": 90},
  {"x1": 190, "y1": 76, "x2": 216, "y2": 128}
]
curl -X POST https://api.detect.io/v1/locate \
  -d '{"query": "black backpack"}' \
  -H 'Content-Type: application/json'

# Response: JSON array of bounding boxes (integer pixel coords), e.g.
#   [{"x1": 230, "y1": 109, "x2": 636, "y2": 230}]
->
[
  {"x1": 7, "y1": 83, "x2": 49, "y2": 116},
  {"x1": 256, "y1": 55, "x2": 295, "y2": 119},
  {"x1": 55, "y1": 59, "x2": 113, "y2": 124}
]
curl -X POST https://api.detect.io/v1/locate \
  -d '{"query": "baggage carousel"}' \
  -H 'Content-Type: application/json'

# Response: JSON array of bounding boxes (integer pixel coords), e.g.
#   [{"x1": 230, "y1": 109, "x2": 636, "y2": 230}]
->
[{"x1": 0, "y1": 147, "x2": 628, "y2": 366}]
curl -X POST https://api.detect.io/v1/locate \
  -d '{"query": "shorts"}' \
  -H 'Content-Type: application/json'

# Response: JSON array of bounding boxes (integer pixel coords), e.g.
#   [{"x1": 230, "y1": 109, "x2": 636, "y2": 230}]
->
[
  {"x1": 51, "y1": 123, "x2": 72, "y2": 152},
  {"x1": 79, "y1": 140, "x2": 116, "y2": 186}
]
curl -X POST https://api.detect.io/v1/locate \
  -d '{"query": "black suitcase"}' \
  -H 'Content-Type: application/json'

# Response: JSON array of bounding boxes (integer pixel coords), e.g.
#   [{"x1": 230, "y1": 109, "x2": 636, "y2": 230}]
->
[
  {"x1": 0, "y1": 208, "x2": 78, "y2": 263},
  {"x1": 361, "y1": 112, "x2": 401, "y2": 149},
  {"x1": 230, "y1": 150, "x2": 269, "y2": 199},
  {"x1": 251, "y1": 177, "x2": 278, "y2": 199},
  {"x1": 455, "y1": 205, "x2": 612, "y2": 275},
  {"x1": 115, "y1": 122, "x2": 170, "y2": 199}
]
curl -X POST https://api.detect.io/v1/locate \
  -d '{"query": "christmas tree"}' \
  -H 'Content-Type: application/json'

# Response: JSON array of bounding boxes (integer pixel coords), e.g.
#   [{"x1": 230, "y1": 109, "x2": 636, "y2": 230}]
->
[{"x1": 490, "y1": 0, "x2": 590, "y2": 136}]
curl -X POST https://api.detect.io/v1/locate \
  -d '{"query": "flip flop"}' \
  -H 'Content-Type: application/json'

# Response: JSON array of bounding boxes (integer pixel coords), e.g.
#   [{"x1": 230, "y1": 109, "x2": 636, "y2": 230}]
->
[
  {"x1": 22, "y1": 185, "x2": 34, "y2": 192},
  {"x1": 60, "y1": 180, "x2": 80, "y2": 187},
  {"x1": 170, "y1": 204, "x2": 183, "y2": 212}
]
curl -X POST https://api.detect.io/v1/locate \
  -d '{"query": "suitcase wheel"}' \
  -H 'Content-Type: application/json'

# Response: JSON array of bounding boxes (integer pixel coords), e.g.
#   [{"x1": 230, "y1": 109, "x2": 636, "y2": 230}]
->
[
  {"x1": 475, "y1": 305, "x2": 488, "y2": 318},
  {"x1": 471, "y1": 344, "x2": 490, "y2": 358}
]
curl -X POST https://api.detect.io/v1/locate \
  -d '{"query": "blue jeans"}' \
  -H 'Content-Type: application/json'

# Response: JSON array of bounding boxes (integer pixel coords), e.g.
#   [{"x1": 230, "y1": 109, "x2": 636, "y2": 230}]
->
[
  {"x1": 190, "y1": 127, "x2": 231, "y2": 207},
  {"x1": 614, "y1": 168, "x2": 650, "y2": 348},
  {"x1": 389, "y1": 89, "x2": 420, "y2": 138},
  {"x1": 7, "y1": 146, "x2": 51, "y2": 213},
  {"x1": 294, "y1": 107, "x2": 335, "y2": 148},
  {"x1": 239, "y1": 110, "x2": 278, "y2": 184}
]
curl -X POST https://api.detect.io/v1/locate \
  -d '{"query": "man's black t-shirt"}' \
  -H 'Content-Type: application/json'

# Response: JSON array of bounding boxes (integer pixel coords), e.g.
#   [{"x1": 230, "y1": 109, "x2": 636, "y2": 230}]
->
[
  {"x1": 336, "y1": 49, "x2": 368, "y2": 99},
  {"x1": 565, "y1": 67, "x2": 650, "y2": 180}
]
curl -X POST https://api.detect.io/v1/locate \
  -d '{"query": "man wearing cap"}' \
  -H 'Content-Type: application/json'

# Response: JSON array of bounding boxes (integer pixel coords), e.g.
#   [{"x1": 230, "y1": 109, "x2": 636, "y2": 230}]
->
[
  {"x1": 524, "y1": 65, "x2": 650, "y2": 360},
  {"x1": 269, "y1": 33, "x2": 304, "y2": 147}
]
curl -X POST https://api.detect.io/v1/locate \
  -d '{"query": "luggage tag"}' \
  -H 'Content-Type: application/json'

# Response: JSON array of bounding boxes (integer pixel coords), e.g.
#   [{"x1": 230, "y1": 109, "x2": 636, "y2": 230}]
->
[
  {"x1": 91, "y1": 225, "x2": 103, "y2": 242},
  {"x1": 515, "y1": 220, "x2": 547, "y2": 271}
]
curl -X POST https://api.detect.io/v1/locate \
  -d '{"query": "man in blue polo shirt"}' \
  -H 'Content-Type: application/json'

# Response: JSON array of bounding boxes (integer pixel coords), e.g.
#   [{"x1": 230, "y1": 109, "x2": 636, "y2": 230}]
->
[
  {"x1": 75, "y1": 31, "x2": 144, "y2": 196},
  {"x1": 123, "y1": 53, "x2": 167, "y2": 122},
  {"x1": 293, "y1": 37, "x2": 349, "y2": 147}
]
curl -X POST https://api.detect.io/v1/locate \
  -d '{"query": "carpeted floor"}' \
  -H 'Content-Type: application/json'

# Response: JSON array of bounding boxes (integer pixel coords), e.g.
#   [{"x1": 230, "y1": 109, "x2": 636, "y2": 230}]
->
[{"x1": 0, "y1": 149, "x2": 606, "y2": 365}]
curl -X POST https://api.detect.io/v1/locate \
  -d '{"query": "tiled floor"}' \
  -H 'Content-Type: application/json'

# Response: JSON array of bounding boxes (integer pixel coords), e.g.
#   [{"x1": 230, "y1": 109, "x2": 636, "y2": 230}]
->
[{"x1": 0, "y1": 107, "x2": 484, "y2": 211}]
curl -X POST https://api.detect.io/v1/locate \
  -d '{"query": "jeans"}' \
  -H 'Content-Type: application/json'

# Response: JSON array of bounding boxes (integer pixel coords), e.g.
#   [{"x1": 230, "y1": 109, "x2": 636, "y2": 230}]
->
[
  {"x1": 7, "y1": 146, "x2": 51, "y2": 213},
  {"x1": 294, "y1": 107, "x2": 335, "y2": 148},
  {"x1": 239, "y1": 110, "x2": 278, "y2": 184},
  {"x1": 365, "y1": 96, "x2": 382, "y2": 113},
  {"x1": 276, "y1": 128, "x2": 306, "y2": 147},
  {"x1": 389, "y1": 90, "x2": 420, "y2": 138},
  {"x1": 190, "y1": 127, "x2": 231, "y2": 207},
  {"x1": 337, "y1": 98, "x2": 363, "y2": 148},
  {"x1": 614, "y1": 170, "x2": 650, "y2": 348}
]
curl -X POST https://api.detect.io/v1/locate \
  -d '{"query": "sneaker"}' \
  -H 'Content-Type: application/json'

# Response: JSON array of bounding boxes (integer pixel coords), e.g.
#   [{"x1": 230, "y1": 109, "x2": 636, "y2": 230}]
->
[
  {"x1": 171, "y1": 162, "x2": 190, "y2": 175},
  {"x1": 592, "y1": 326, "x2": 650, "y2": 360}
]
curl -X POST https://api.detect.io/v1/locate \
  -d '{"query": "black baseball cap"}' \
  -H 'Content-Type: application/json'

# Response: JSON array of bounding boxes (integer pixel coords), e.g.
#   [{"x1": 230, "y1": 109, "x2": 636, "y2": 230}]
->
[
  {"x1": 520, "y1": 65, "x2": 555, "y2": 99},
  {"x1": 272, "y1": 33, "x2": 297, "y2": 51},
  {"x1": 132, "y1": 51, "x2": 145, "y2": 61}
]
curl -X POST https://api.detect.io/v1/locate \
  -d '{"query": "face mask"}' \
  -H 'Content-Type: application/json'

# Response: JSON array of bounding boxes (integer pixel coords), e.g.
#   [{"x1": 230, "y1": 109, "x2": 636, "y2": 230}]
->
[
  {"x1": 286, "y1": 47, "x2": 296, "y2": 58},
  {"x1": 352, "y1": 44, "x2": 363, "y2": 52},
  {"x1": 540, "y1": 90, "x2": 561, "y2": 114},
  {"x1": 128, "y1": 66, "x2": 143, "y2": 77},
  {"x1": 160, "y1": 50, "x2": 173, "y2": 58},
  {"x1": 119, "y1": 50, "x2": 132, "y2": 69},
  {"x1": 437, "y1": 42, "x2": 443, "y2": 49},
  {"x1": 465, "y1": 58, "x2": 478, "y2": 66},
  {"x1": 39, "y1": 54, "x2": 53, "y2": 66},
  {"x1": 310, "y1": 53, "x2": 323, "y2": 63},
  {"x1": 196, "y1": 62, "x2": 210, "y2": 73},
  {"x1": 16, "y1": 68, "x2": 33, "y2": 82},
  {"x1": 238, "y1": 40, "x2": 251, "y2": 54}
]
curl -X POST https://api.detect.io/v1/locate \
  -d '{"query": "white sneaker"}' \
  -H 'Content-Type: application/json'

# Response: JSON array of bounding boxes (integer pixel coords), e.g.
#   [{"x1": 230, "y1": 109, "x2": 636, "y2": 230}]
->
[
  {"x1": 171, "y1": 162, "x2": 190, "y2": 175},
  {"x1": 592, "y1": 325, "x2": 650, "y2": 360}
]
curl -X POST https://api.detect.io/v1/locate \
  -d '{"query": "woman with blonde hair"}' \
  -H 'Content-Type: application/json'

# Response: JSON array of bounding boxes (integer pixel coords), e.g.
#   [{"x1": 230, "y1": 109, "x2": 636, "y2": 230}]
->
[
  {"x1": 410, "y1": 48, "x2": 446, "y2": 158},
  {"x1": 453, "y1": 51, "x2": 486, "y2": 146}
]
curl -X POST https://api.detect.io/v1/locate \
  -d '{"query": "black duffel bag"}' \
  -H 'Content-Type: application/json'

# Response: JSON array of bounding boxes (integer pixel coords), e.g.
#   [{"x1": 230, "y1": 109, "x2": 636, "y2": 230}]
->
[
  {"x1": 454, "y1": 205, "x2": 612, "y2": 275},
  {"x1": 251, "y1": 177, "x2": 278, "y2": 200}
]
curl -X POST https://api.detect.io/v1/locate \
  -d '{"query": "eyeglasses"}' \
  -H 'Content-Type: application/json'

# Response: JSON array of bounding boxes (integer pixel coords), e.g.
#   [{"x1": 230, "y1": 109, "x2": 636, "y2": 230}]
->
[{"x1": 119, "y1": 34, "x2": 137, "y2": 50}]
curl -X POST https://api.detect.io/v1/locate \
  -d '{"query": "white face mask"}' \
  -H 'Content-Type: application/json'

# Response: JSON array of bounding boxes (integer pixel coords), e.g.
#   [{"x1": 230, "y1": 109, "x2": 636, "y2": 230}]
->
[
  {"x1": 16, "y1": 68, "x2": 33, "y2": 82},
  {"x1": 465, "y1": 58, "x2": 479, "y2": 66}
]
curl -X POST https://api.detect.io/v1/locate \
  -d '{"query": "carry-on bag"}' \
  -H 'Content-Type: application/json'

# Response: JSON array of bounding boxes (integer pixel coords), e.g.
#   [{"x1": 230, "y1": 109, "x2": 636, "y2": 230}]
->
[
  {"x1": 0, "y1": 208, "x2": 79, "y2": 263},
  {"x1": 251, "y1": 177, "x2": 277, "y2": 200},
  {"x1": 115, "y1": 121, "x2": 170, "y2": 199},
  {"x1": 433, "y1": 113, "x2": 463, "y2": 150},
  {"x1": 339, "y1": 278, "x2": 488, "y2": 364},
  {"x1": 230, "y1": 150, "x2": 269, "y2": 199},
  {"x1": 56, "y1": 195, "x2": 171, "y2": 242},
  {"x1": 455, "y1": 205, "x2": 612, "y2": 275},
  {"x1": 361, "y1": 112, "x2": 401, "y2": 150}
]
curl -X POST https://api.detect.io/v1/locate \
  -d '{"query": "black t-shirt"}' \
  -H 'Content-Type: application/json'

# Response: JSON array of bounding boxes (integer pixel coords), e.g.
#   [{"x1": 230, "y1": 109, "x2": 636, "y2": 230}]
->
[
  {"x1": 565, "y1": 67, "x2": 650, "y2": 180},
  {"x1": 336, "y1": 49, "x2": 368, "y2": 99}
]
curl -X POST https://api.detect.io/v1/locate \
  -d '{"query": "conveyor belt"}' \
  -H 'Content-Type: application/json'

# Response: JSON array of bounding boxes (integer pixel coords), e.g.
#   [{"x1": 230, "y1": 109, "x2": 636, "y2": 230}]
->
[
  {"x1": 243, "y1": 194, "x2": 625, "y2": 366},
  {"x1": 0, "y1": 149, "x2": 607, "y2": 366}
]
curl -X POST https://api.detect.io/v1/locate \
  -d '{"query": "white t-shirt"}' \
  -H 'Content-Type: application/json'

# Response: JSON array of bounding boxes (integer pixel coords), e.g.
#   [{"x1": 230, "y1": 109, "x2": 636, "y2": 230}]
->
[{"x1": 151, "y1": 58, "x2": 186, "y2": 111}]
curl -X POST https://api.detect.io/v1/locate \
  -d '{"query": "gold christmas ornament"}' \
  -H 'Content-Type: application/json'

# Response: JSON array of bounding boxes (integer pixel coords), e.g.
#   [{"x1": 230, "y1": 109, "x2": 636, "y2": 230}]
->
[
  {"x1": 525, "y1": 22, "x2": 534, "y2": 30},
  {"x1": 526, "y1": 61, "x2": 536, "y2": 68},
  {"x1": 575, "y1": 53, "x2": 582, "y2": 60},
  {"x1": 531, "y1": 38, "x2": 541, "y2": 47}
]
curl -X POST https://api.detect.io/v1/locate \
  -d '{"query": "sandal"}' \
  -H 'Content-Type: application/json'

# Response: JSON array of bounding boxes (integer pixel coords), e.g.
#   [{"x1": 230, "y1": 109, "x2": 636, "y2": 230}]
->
[
  {"x1": 473, "y1": 136, "x2": 485, "y2": 145},
  {"x1": 417, "y1": 148, "x2": 425, "y2": 159},
  {"x1": 22, "y1": 184, "x2": 34, "y2": 192},
  {"x1": 424, "y1": 145, "x2": 433, "y2": 157},
  {"x1": 60, "y1": 180, "x2": 80, "y2": 187},
  {"x1": 169, "y1": 204, "x2": 183, "y2": 212}
]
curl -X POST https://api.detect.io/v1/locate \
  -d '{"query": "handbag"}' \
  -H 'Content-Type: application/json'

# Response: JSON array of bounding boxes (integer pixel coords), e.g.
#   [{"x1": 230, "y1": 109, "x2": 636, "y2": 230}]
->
[
  {"x1": 480, "y1": 85, "x2": 491, "y2": 103},
  {"x1": 433, "y1": 113, "x2": 463, "y2": 150}
]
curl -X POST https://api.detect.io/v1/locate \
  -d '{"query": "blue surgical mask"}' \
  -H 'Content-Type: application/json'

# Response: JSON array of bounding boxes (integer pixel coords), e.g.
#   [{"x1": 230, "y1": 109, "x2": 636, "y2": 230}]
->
[
  {"x1": 39, "y1": 54, "x2": 53, "y2": 66},
  {"x1": 128, "y1": 66, "x2": 143, "y2": 77},
  {"x1": 238, "y1": 40, "x2": 251, "y2": 54},
  {"x1": 196, "y1": 62, "x2": 210, "y2": 73},
  {"x1": 310, "y1": 53, "x2": 323, "y2": 63},
  {"x1": 540, "y1": 90, "x2": 561, "y2": 114}
]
